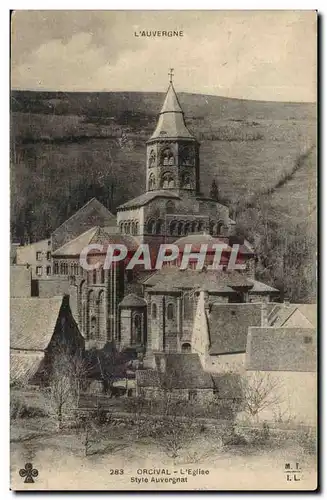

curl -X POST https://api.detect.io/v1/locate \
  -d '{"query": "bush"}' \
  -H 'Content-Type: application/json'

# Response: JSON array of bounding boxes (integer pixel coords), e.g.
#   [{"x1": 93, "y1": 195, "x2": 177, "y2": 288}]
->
[
  {"x1": 10, "y1": 396, "x2": 47, "y2": 419},
  {"x1": 297, "y1": 428, "x2": 316, "y2": 455}
]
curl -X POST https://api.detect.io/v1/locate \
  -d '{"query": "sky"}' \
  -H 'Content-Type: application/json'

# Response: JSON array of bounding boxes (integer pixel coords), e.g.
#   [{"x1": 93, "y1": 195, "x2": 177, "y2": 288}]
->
[{"x1": 11, "y1": 10, "x2": 317, "y2": 102}]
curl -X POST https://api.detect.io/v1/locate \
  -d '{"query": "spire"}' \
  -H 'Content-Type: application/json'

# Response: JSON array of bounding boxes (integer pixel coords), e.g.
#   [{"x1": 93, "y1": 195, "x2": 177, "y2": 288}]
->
[{"x1": 149, "y1": 71, "x2": 195, "y2": 141}]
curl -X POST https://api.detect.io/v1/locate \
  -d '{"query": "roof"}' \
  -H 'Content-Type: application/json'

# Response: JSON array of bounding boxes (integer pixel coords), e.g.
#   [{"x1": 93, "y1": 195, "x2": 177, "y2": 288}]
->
[
  {"x1": 149, "y1": 83, "x2": 195, "y2": 140},
  {"x1": 173, "y1": 234, "x2": 231, "y2": 252},
  {"x1": 208, "y1": 303, "x2": 263, "y2": 355},
  {"x1": 11, "y1": 296, "x2": 64, "y2": 351},
  {"x1": 143, "y1": 267, "x2": 254, "y2": 293},
  {"x1": 119, "y1": 293, "x2": 147, "y2": 308},
  {"x1": 117, "y1": 190, "x2": 180, "y2": 210},
  {"x1": 268, "y1": 303, "x2": 317, "y2": 327},
  {"x1": 52, "y1": 226, "x2": 98, "y2": 256},
  {"x1": 10, "y1": 351, "x2": 44, "y2": 385},
  {"x1": 249, "y1": 280, "x2": 279, "y2": 293},
  {"x1": 52, "y1": 198, "x2": 116, "y2": 251},
  {"x1": 246, "y1": 327, "x2": 317, "y2": 372},
  {"x1": 52, "y1": 226, "x2": 139, "y2": 256},
  {"x1": 154, "y1": 353, "x2": 214, "y2": 389}
]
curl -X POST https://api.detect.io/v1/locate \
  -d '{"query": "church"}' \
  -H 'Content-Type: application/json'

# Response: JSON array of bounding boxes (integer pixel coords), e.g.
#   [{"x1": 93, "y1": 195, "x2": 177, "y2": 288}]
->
[{"x1": 14, "y1": 74, "x2": 279, "y2": 354}]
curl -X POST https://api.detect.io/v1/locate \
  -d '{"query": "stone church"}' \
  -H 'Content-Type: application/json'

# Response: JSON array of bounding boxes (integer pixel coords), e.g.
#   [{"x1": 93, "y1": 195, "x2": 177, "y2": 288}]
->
[{"x1": 14, "y1": 77, "x2": 279, "y2": 354}]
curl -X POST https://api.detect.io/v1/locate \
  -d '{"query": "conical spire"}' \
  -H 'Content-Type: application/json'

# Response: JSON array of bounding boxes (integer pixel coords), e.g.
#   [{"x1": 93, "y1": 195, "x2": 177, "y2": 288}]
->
[
  {"x1": 149, "y1": 74, "x2": 195, "y2": 141},
  {"x1": 160, "y1": 83, "x2": 183, "y2": 114}
]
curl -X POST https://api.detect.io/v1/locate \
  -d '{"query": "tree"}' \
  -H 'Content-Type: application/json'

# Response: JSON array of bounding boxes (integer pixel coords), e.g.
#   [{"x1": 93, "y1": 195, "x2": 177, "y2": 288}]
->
[
  {"x1": 46, "y1": 352, "x2": 87, "y2": 430},
  {"x1": 210, "y1": 179, "x2": 219, "y2": 201},
  {"x1": 241, "y1": 372, "x2": 284, "y2": 422}
]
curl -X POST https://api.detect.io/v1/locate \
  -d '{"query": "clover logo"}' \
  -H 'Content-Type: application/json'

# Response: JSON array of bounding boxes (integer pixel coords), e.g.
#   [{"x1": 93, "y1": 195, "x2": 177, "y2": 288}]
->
[{"x1": 19, "y1": 463, "x2": 38, "y2": 483}]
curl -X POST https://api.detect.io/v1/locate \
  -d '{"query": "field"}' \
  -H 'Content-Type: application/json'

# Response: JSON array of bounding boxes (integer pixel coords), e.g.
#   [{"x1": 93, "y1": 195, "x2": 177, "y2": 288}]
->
[
  {"x1": 10, "y1": 399, "x2": 317, "y2": 491},
  {"x1": 11, "y1": 90, "x2": 316, "y2": 240}
]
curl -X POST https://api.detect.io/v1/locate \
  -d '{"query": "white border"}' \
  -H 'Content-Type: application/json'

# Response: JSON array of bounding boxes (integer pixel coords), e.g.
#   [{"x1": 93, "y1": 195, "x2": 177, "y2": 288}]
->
[{"x1": 1, "y1": 2, "x2": 323, "y2": 499}]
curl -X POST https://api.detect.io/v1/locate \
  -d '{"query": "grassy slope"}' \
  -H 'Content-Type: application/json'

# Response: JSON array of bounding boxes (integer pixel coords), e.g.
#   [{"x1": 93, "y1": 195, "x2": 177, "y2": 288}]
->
[{"x1": 11, "y1": 90, "x2": 316, "y2": 240}]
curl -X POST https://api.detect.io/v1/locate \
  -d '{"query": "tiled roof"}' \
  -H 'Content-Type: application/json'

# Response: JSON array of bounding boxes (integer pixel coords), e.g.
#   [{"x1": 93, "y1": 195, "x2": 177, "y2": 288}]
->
[
  {"x1": 144, "y1": 268, "x2": 254, "y2": 293},
  {"x1": 52, "y1": 226, "x2": 139, "y2": 256},
  {"x1": 10, "y1": 351, "x2": 44, "y2": 385},
  {"x1": 173, "y1": 234, "x2": 231, "y2": 252},
  {"x1": 118, "y1": 190, "x2": 180, "y2": 210},
  {"x1": 149, "y1": 83, "x2": 195, "y2": 140},
  {"x1": 119, "y1": 293, "x2": 147, "y2": 308},
  {"x1": 154, "y1": 353, "x2": 214, "y2": 389},
  {"x1": 52, "y1": 226, "x2": 98, "y2": 256},
  {"x1": 136, "y1": 369, "x2": 161, "y2": 387},
  {"x1": 296, "y1": 304, "x2": 317, "y2": 328},
  {"x1": 11, "y1": 296, "x2": 64, "y2": 351},
  {"x1": 246, "y1": 327, "x2": 317, "y2": 372},
  {"x1": 268, "y1": 303, "x2": 317, "y2": 327},
  {"x1": 208, "y1": 303, "x2": 263, "y2": 355}
]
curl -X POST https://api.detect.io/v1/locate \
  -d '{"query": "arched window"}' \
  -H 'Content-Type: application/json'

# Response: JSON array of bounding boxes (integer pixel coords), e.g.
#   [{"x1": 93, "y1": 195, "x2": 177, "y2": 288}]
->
[
  {"x1": 181, "y1": 342, "x2": 191, "y2": 353},
  {"x1": 148, "y1": 149, "x2": 156, "y2": 167},
  {"x1": 147, "y1": 219, "x2": 156, "y2": 234},
  {"x1": 124, "y1": 222, "x2": 128, "y2": 234},
  {"x1": 182, "y1": 174, "x2": 191, "y2": 189},
  {"x1": 131, "y1": 222, "x2": 135, "y2": 235},
  {"x1": 155, "y1": 220, "x2": 162, "y2": 235},
  {"x1": 98, "y1": 291, "x2": 104, "y2": 340},
  {"x1": 160, "y1": 148, "x2": 174, "y2": 166},
  {"x1": 184, "y1": 222, "x2": 191, "y2": 235},
  {"x1": 134, "y1": 222, "x2": 139, "y2": 235},
  {"x1": 217, "y1": 221, "x2": 224, "y2": 235},
  {"x1": 177, "y1": 222, "x2": 183, "y2": 236},
  {"x1": 209, "y1": 221, "x2": 214, "y2": 236},
  {"x1": 170, "y1": 220, "x2": 177, "y2": 235},
  {"x1": 54, "y1": 262, "x2": 59, "y2": 274},
  {"x1": 198, "y1": 221, "x2": 204, "y2": 232},
  {"x1": 120, "y1": 222, "x2": 124, "y2": 233},
  {"x1": 191, "y1": 221, "x2": 197, "y2": 233},
  {"x1": 148, "y1": 173, "x2": 156, "y2": 191},
  {"x1": 93, "y1": 269, "x2": 97, "y2": 284},
  {"x1": 90, "y1": 316, "x2": 97, "y2": 339},
  {"x1": 161, "y1": 172, "x2": 175, "y2": 189},
  {"x1": 133, "y1": 314, "x2": 142, "y2": 344},
  {"x1": 166, "y1": 200, "x2": 175, "y2": 214},
  {"x1": 126, "y1": 222, "x2": 131, "y2": 234},
  {"x1": 152, "y1": 303, "x2": 157, "y2": 319},
  {"x1": 70, "y1": 263, "x2": 74, "y2": 275},
  {"x1": 167, "y1": 303, "x2": 175, "y2": 320},
  {"x1": 100, "y1": 267, "x2": 105, "y2": 283}
]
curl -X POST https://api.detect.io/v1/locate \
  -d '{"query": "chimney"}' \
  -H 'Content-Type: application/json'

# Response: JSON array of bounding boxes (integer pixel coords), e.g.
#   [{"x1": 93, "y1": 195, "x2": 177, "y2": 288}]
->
[{"x1": 261, "y1": 302, "x2": 268, "y2": 326}]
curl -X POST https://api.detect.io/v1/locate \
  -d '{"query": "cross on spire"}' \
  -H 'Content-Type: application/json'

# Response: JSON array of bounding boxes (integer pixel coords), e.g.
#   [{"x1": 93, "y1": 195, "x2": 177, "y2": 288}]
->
[{"x1": 168, "y1": 68, "x2": 174, "y2": 84}]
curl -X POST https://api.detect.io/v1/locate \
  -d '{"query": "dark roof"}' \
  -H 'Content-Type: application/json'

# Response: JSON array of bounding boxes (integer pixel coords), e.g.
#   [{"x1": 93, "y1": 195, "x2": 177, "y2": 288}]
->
[
  {"x1": 136, "y1": 369, "x2": 161, "y2": 387},
  {"x1": 246, "y1": 327, "x2": 317, "y2": 372},
  {"x1": 208, "y1": 303, "x2": 262, "y2": 355},
  {"x1": 52, "y1": 198, "x2": 116, "y2": 251},
  {"x1": 117, "y1": 190, "x2": 180, "y2": 210},
  {"x1": 119, "y1": 294, "x2": 147, "y2": 308},
  {"x1": 149, "y1": 83, "x2": 195, "y2": 140},
  {"x1": 154, "y1": 353, "x2": 214, "y2": 389},
  {"x1": 11, "y1": 296, "x2": 64, "y2": 351},
  {"x1": 143, "y1": 267, "x2": 254, "y2": 293},
  {"x1": 212, "y1": 373, "x2": 243, "y2": 399},
  {"x1": 52, "y1": 226, "x2": 139, "y2": 256}
]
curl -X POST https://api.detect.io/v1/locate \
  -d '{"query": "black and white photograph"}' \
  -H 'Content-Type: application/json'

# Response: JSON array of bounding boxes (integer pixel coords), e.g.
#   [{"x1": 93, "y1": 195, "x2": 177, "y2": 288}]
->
[{"x1": 9, "y1": 10, "x2": 317, "y2": 491}]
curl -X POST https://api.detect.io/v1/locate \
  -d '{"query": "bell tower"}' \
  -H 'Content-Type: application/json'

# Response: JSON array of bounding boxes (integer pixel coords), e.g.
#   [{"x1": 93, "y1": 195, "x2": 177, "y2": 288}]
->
[{"x1": 146, "y1": 69, "x2": 200, "y2": 195}]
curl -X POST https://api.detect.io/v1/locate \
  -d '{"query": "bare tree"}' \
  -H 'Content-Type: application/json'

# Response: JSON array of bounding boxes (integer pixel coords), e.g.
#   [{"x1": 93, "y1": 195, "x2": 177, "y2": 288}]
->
[
  {"x1": 46, "y1": 352, "x2": 86, "y2": 430},
  {"x1": 241, "y1": 372, "x2": 284, "y2": 422}
]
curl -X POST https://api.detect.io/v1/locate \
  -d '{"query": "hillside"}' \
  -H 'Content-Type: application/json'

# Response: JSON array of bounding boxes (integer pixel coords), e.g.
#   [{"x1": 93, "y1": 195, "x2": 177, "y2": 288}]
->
[{"x1": 11, "y1": 90, "x2": 316, "y2": 243}]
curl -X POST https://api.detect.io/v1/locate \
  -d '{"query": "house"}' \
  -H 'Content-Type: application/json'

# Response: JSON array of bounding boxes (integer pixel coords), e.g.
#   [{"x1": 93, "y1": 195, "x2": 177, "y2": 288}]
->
[
  {"x1": 10, "y1": 295, "x2": 85, "y2": 386},
  {"x1": 245, "y1": 327, "x2": 317, "y2": 424},
  {"x1": 191, "y1": 291, "x2": 274, "y2": 373}
]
